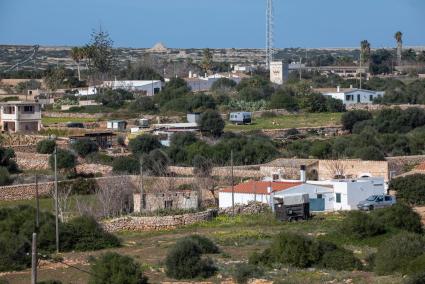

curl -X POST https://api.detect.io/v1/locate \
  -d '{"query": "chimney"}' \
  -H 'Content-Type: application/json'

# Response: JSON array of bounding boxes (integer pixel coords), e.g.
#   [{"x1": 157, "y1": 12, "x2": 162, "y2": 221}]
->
[
  {"x1": 337, "y1": 86, "x2": 340, "y2": 92},
  {"x1": 300, "y1": 165, "x2": 307, "y2": 182},
  {"x1": 189, "y1": 70, "x2": 193, "y2": 78}
]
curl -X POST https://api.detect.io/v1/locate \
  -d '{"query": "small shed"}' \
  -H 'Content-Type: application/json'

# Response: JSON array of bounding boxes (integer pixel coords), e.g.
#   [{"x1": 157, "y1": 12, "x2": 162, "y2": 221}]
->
[
  {"x1": 69, "y1": 131, "x2": 115, "y2": 149},
  {"x1": 187, "y1": 113, "x2": 201, "y2": 124},
  {"x1": 229, "y1": 112, "x2": 252, "y2": 124},
  {"x1": 107, "y1": 120, "x2": 127, "y2": 131}
]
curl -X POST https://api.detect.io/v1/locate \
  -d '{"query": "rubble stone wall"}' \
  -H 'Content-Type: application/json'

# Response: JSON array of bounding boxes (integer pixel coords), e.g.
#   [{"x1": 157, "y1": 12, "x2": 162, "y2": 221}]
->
[{"x1": 101, "y1": 209, "x2": 216, "y2": 232}]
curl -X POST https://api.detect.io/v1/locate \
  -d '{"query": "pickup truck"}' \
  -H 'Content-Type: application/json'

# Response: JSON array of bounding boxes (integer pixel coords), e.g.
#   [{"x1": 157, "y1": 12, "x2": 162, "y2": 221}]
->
[{"x1": 357, "y1": 195, "x2": 396, "y2": 211}]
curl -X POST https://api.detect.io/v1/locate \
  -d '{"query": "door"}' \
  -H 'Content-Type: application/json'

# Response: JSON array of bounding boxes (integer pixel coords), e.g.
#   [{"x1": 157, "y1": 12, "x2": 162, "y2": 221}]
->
[
  {"x1": 357, "y1": 94, "x2": 361, "y2": 103},
  {"x1": 310, "y1": 198, "x2": 325, "y2": 211}
]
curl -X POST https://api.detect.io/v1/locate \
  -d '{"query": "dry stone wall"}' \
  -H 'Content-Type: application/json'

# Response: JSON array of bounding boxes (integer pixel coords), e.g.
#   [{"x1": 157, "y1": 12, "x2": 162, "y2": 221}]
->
[
  {"x1": 15, "y1": 152, "x2": 49, "y2": 170},
  {"x1": 101, "y1": 209, "x2": 216, "y2": 232}
]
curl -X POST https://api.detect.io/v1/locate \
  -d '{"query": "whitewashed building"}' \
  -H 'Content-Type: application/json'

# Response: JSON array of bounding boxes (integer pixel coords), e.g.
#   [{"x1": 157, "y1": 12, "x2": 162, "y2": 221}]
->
[
  {"x1": 270, "y1": 61, "x2": 289, "y2": 85},
  {"x1": 317, "y1": 86, "x2": 385, "y2": 105},
  {"x1": 102, "y1": 80, "x2": 162, "y2": 96},
  {"x1": 0, "y1": 101, "x2": 41, "y2": 133}
]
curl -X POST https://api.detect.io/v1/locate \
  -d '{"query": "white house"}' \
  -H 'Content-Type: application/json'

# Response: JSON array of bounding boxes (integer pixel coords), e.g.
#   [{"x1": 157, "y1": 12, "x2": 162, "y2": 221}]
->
[
  {"x1": 318, "y1": 86, "x2": 385, "y2": 105},
  {"x1": 0, "y1": 101, "x2": 42, "y2": 133},
  {"x1": 102, "y1": 80, "x2": 162, "y2": 96},
  {"x1": 219, "y1": 176, "x2": 386, "y2": 212},
  {"x1": 185, "y1": 74, "x2": 241, "y2": 92},
  {"x1": 107, "y1": 120, "x2": 127, "y2": 131}
]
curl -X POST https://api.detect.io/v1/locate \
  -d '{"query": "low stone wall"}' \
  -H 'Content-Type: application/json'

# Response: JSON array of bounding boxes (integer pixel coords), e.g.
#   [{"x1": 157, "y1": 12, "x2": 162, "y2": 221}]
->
[
  {"x1": 101, "y1": 209, "x2": 216, "y2": 232},
  {"x1": 346, "y1": 104, "x2": 425, "y2": 111},
  {"x1": 169, "y1": 166, "x2": 262, "y2": 178},
  {"x1": 15, "y1": 151, "x2": 50, "y2": 170},
  {"x1": 43, "y1": 112, "x2": 103, "y2": 119}
]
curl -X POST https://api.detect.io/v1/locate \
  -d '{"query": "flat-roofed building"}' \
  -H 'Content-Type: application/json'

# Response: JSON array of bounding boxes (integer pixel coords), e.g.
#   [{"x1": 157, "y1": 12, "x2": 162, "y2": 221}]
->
[{"x1": 0, "y1": 101, "x2": 41, "y2": 133}]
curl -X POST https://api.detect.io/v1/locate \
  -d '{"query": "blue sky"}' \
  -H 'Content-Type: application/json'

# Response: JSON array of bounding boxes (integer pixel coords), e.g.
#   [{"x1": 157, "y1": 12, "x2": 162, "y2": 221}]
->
[{"x1": 0, "y1": 0, "x2": 424, "y2": 48}]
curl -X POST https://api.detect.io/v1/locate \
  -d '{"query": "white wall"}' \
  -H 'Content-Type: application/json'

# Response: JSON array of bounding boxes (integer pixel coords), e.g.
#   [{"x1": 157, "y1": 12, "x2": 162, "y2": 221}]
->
[
  {"x1": 218, "y1": 192, "x2": 270, "y2": 208},
  {"x1": 323, "y1": 90, "x2": 384, "y2": 105}
]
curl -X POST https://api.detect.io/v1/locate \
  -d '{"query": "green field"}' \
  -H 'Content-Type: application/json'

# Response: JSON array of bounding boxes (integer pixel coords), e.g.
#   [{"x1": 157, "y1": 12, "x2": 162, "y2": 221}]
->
[
  {"x1": 0, "y1": 211, "x2": 404, "y2": 284},
  {"x1": 225, "y1": 112, "x2": 343, "y2": 131},
  {"x1": 41, "y1": 116, "x2": 99, "y2": 125}
]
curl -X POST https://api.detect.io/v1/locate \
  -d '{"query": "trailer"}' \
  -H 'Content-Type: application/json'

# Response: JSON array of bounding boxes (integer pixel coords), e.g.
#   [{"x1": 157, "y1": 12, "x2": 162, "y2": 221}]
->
[
  {"x1": 274, "y1": 194, "x2": 310, "y2": 221},
  {"x1": 229, "y1": 112, "x2": 252, "y2": 125}
]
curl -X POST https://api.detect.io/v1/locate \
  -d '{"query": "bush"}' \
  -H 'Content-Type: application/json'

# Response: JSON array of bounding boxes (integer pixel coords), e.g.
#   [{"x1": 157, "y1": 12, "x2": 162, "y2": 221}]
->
[
  {"x1": 0, "y1": 167, "x2": 11, "y2": 186},
  {"x1": 36, "y1": 139, "x2": 56, "y2": 154},
  {"x1": 199, "y1": 109, "x2": 225, "y2": 137},
  {"x1": 354, "y1": 146, "x2": 385, "y2": 161},
  {"x1": 261, "y1": 111, "x2": 277, "y2": 118},
  {"x1": 390, "y1": 174, "x2": 425, "y2": 205},
  {"x1": 233, "y1": 263, "x2": 263, "y2": 284},
  {"x1": 165, "y1": 238, "x2": 217, "y2": 279},
  {"x1": 374, "y1": 232, "x2": 425, "y2": 275},
  {"x1": 319, "y1": 248, "x2": 362, "y2": 271},
  {"x1": 85, "y1": 152, "x2": 114, "y2": 166},
  {"x1": 407, "y1": 272, "x2": 425, "y2": 284},
  {"x1": 61, "y1": 178, "x2": 98, "y2": 195},
  {"x1": 340, "y1": 211, "x2": 386, "y2": 239},
  {"x1": 49, "y1": 149, "x2": 76, "y2": 171},
  {"x1": 407, "y1": 254, "x2": 425, "y2": 274},
  {"x1": 128, "y1": 96, "x2": 156, "y2": 113},
  {"x1": 341, "y1": 110, "x2": 373, "y2": 132},
  {"x1": 371, "y1": 203, "x2": 423, "y2": 233},
  {"x1": 71, "y1": 138, "x2": 98, "y2": 157},
  {"x1": 129, "y1": 134, "x2": 162, "y2": 156},
  {"x1": 61, "y1": 216, "x2": 120, "y2": 251},
  {"x1": 112, "y1": 156, "x2": 139, "y2": 174},
  {"x1": 37, "y1": 281, "x2": 62, "y2": 284},
  {"x1": 187, "y1": 235, "x2": 219, "y2": 254},
  {"x1": 89, "y1": 252, "x2": 148, "y2": 284},
  {"x1": 192, "y1": 155, "x2": 213, "y2": 177}
]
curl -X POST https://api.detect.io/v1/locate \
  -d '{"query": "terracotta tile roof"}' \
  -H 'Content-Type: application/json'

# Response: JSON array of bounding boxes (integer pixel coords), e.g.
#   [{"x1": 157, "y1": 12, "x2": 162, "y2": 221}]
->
[
  {"x1": 220, "y1": 180, "x2": 302, "y2": 195},
  {"x1": 414, "y1": 162, "x2": 425, "y2": 171}
]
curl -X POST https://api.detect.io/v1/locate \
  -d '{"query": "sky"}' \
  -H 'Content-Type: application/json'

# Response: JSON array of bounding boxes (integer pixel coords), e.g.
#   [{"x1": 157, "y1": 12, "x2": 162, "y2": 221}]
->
[{"x1": 0, "y1": 0, "x2": 424, "y2": 49}]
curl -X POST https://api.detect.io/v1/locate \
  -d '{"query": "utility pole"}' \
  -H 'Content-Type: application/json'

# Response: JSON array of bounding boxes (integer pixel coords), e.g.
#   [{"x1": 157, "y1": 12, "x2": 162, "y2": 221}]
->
[
  {"x1": 231, "y1": 150, "x2": 234, "y2": 215},
  {"x1": 299, "y1": 56, "x2": 302, "y2": 81},
  {"x1": 31, "y1": 232, "x2": 37, "y2": 284},
  {"x1": 139, "y1": 158, "x2": 144, "y2": 213},
  {"x1": 54, "y1": 147, "x2": 59, "y2": 253},
  {"x1": 35, "y1": 174, "x2": 39, "y2": 228}
]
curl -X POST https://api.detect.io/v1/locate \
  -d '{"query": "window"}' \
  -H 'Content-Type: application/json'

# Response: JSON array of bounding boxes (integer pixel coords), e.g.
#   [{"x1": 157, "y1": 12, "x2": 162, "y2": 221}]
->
[
  {"x1": 4, "y1": 106, "x2": 15, "y2": 114},
  {"x1": 317, "y1": 194, "x2": 323, "y2": 199},
  {"x1": 335, "y1": 193, "x2": 341, "y2": 203},
  {"x1": 376, "y1": 196, "x2": 383, "y2": 202},
  {"x1": 369, "y1": 95, "x2": 373, "y2": 102},
  {"x1": 272, "y1": 174, "x2": 279, "y2": 181},
  {"x1": 23, "y1": 106, "x2": 34, "y2": 113},
  {"x1": 164, "y1": 200, "x2": 173, "y2": 209},
  {"x1": 345, "y1": 95, "x2": 350, "y2": 101},
  {"x1": 384, "y1": 196, "x2": 392, "y2": 201}
]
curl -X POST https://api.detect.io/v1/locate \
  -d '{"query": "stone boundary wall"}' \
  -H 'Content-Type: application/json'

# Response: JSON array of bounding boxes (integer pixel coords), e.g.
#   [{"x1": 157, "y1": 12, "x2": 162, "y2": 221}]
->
[
  {"x1": 43, "y1": 112, "x2": 103, "y2": 119},
  {"x1": 0, "y1": 175, "x2": 196, "y2": 201},
  {"x1": 169, "y1": 166, "x2": 262, "y2": 178},
  {"x1": 101, "y1": 209, "x2": 216, "y2": 232},
  {"x1": 347, "y1": 104, "x2": 425, "y2": 112},
  {"x1": 15, "y1": 152, "x2": 50, "y2": 170}
]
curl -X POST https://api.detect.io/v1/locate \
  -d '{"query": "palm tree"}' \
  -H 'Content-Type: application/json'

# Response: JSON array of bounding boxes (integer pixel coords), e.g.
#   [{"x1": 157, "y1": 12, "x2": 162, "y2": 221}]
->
[
  {"x1": 70, "y1": 47, "x2": 83, "y2": 81},
  {"x1": 395, "y1": 31, "x2": 403, "y2": 65},
  {"x1": 360, "y1": 40, "x2": 371, "y2": 65}
]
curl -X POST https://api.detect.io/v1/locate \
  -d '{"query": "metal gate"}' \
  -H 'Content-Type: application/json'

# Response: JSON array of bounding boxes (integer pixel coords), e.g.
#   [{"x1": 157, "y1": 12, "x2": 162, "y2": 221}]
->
[{"x1": 310, "y1": 198, "x2": 325, "y2": 211}]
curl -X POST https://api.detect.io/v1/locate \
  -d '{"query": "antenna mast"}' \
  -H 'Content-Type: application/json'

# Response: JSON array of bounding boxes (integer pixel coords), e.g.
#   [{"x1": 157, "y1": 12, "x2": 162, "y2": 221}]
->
[{"x1": 266, "y1": 0, "x2": 274, "y2": 69}]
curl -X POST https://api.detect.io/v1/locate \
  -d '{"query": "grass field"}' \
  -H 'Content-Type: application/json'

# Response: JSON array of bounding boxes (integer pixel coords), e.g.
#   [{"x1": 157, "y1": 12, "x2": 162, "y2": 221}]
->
[
  {"x1": 225, "y1": 112, "x2": 343, "y2": 131},
  {"x1": 41, "y1": 116, "x2": 99, "y2": 125},
  {"x1": 0, "y1": 211, "x2": 404, "y2": 284}
]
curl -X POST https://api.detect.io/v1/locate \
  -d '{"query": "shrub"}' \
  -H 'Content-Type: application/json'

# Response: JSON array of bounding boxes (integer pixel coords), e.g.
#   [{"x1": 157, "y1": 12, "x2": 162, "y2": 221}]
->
[
  {"x1": 371, "y1": 203, "x2": 423, "y2": 233},
  {"x1": 319, "y1": 248, "x2": 362, "y2": 271},
  {"x1": 374, "y1": 232, "x2": 425, "y2": 275},
  {"x1": 37, "y1": 281, "x2": 62, "y2": 284},
  {"x1": 390, "y1": 174, "x2": 425, "y2": 205},
  {"x1": 128, "y1": 96, "x2": 156, "y2": 113},
  {"x1": 165, "y1": 238, "x2": 216, "y2": 279},
  {"x1": 233, "y1": 263, "x2": 263, "y2": 284},
  {"x1": 340, "y1": 211, "x2": 386, "y2": 239},
  {"x1": 71, "y1": 138, "x2": 98, "y2": 157},
  {"x1": 407, "y1": 272, "x2": 425, "y2": 284},
  {"x1": 36, "y1": 139, "x2": 56, "y2": 154},
  {"x1": 61, "y1": 216, "x2": 120, "y2": 251},
  {"x1": 89, "y1": 252, "x2": 148, "y2": 284},
  {"x1": 61, "y1": 178, "x2": 98, "y2": 195},
  {"x1": 85, "y1": 152, "x2": 114, "y2": 166},
  {"x1": 269, "y1": 232, "x2": 321, "y2": 268},
  {"x1": 261, "y1": 111, "x2": 277, "y2": 118},
  {"x1": 117, "y1": 135, "x2": 125, "y2": 146},
  {"x1": 129, "y1": 134, "x2": 162, "y2": 156},
  {"x1": 354, "y1": 146, "x2": 385, "y2": 161},
  {"x1": 341, "y1": 110, "x2": 373, "y2": 132},
  {"x1": 286, "y1": 128, "x2": 299, "y2": 136},
  {"x1": 199, "y1": 109, "x2": 225, "y2": 137},
  {"x1": 192, "y1": 155, "x2": 213, "y2": 177},
  {"x1": 0, "y1": 167, "x2": 11, "y2": 186},
  {"x1": 187, "y1": 235, "x2": 219, "y2": 254},
  {"x1": 407, "y1": 254, "x2": 425, "y2": 274},
  {"x1": 112, "y1": 156, "x2": 139, "y2": 174},
  {"x1": 49, "y1": 149, "x2": 76, "y2": 171}
]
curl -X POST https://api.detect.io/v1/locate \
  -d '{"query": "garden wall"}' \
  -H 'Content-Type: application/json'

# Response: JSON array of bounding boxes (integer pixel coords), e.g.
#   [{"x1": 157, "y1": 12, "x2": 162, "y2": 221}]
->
[{"x1": 101, "y1": 209, "x2": 216, "y2": 232}]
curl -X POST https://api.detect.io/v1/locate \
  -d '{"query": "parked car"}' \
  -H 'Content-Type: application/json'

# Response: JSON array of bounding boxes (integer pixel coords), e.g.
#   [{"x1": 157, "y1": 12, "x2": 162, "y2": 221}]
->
[{"x1": 357, "y1": 195, "x2": 396, "y2": 211}]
